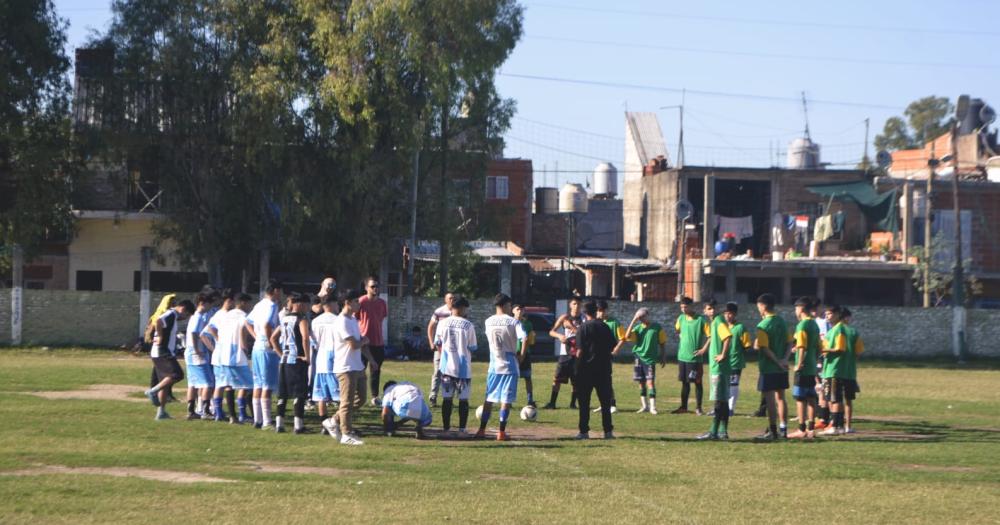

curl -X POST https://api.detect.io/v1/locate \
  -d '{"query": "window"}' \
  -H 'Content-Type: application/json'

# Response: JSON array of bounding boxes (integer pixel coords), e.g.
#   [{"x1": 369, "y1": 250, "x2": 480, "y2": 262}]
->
[
  {"x1": 77, "y1": 271, "x2": 103, "y2": 291},
  {"x1": 486, "y1": 176, "x2": 509, "y2": 200}
]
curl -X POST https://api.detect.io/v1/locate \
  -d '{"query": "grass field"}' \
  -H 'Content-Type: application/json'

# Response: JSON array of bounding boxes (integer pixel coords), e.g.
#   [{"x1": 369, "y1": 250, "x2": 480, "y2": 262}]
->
[{"x1": 1, "y1": 348, "x2": 999, "y2": 524}]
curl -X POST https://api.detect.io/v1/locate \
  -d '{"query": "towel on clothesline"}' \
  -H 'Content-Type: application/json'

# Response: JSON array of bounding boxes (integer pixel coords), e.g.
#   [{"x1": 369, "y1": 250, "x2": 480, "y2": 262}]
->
[
  {"x1": 716, "y1": 215, "x2": 754, "y2": 240},
  {"x1": 814, "y1": 214, "x2": 834, "y2": 242}
]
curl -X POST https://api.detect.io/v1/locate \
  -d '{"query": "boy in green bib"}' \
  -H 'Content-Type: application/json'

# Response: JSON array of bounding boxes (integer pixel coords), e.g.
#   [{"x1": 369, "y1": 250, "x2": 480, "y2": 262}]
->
[
  {"x1": 673, "y1": 297, "x2": 709, "y2": 415},
  {"x1": 787, "y1": 297, "x2": 820, "y2": 439},
  {"x1": 625, "y1": 308, "x2": 667, "y2": 414},
  {"x1": 753, "y1": 293, "x2": 791, "y2": 441},
  {"x1": 697, "y1": 301, "x2": 732, "y2": 440},
  {"x1": 723, "y1": 302, "x2": 751, "y2": 414},
  {"x1": 821, "y1": 305, "x2": 854, "y2": 436},
  {"x1": 840, "y1": 308, "x2": 865, "y2": 434}
]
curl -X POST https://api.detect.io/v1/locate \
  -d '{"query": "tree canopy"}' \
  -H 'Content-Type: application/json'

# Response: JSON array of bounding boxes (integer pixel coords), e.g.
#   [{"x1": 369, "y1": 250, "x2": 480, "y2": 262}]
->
[{"x1": 875, "y1": 96, "x2": 954, "y2": 152}]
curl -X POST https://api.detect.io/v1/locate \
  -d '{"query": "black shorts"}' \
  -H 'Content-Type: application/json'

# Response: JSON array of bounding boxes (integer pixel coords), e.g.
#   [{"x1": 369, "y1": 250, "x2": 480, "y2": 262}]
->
[
  {"x1": 554, "y1": 356, "x2": 576, "y2": 384},
  {"x1": 520, "y1": 354, "x2": 532, "y2": 372},
  {"x1": 757, "y1": 372, "x2": 789, "y2": 392},
  {"x1": 823, "y1": 377, "x2": 847, "y2": 404},
  {"x1": 792, "y1": 372, "x2": 818, "y2": 400},
  {"x1": 843, "y1": 379, "x2": 860, "y2": 401},
  {"x1": 278, "y1": 362, "x2": 309, "y2": 399},
  {"x1": 152, "y1": 357, "x2": 184, "y2": 382},
  {"x1": 677, "y1": 361, "x2": 703, "y2": 383}
]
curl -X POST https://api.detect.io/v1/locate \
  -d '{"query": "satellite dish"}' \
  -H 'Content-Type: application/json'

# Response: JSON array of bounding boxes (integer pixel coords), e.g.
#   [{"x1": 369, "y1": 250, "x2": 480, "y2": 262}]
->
[
  {"x1": 956, "y1": 95, "x2": 971, "y2": 121},
  {"x1": 876, "y1": 150, "x2": 893, "y2": 169},
  {"x1": 676, "y1": 199, "x2": 694, "y2": 221},
  {"x1": 980, "y1": 105, "x2": 997, "y2": 126}
]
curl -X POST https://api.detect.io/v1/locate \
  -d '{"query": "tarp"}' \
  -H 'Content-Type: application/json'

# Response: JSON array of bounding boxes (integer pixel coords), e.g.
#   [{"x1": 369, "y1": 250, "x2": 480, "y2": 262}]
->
[{"x1": 806, "y1": 180, "x2": 898, "y2": 232}]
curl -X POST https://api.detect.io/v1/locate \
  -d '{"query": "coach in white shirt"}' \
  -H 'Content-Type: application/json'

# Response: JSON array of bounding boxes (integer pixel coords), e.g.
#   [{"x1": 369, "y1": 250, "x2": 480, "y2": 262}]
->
[{"x1": 333, "y1": 288, "x2": 379, "y2": 445}]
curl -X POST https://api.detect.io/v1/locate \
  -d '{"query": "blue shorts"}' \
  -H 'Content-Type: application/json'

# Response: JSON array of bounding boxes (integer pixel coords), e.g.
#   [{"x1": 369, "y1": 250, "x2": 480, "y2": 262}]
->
[
  {"x1": 213, "y1": 365, "x2": 253, "y2": 390},
  {"x1": 251, "y1": 345, "x2": 280, "y2": 391},
  {"x1": 312, "y1": 372, "x2": 341, "y2": 402},
  {"x1": 186, "y1": 363, "x2": 215, "y2": 388},
  {"x1": 485, "y1": 372, "x2": 518, "y2": 404}
]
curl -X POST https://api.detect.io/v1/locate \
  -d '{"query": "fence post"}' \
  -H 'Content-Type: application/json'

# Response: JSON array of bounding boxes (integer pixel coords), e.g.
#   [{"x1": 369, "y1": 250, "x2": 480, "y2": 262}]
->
[
  {"x1": 11, "y1": 245, "x2": 23, "y2": 345},
  {"x1": 138, "y1": 246, "x2": 152, "y2": 338}
]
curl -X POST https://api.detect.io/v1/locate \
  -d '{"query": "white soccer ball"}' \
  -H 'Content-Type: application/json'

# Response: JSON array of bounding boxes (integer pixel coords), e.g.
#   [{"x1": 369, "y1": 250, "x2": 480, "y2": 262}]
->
[
  {"x1": 520, "y1": 405, "x2": 537, "y2": 422},
  {"x1": 475, "y1": 405, "x2": 484, "y2": 421}
]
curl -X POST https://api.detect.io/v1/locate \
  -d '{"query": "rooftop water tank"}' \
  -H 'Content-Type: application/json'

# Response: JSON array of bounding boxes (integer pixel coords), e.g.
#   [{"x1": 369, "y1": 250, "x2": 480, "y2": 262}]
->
[
  {"x1": 787, "y1": 137, "x2": 821, "y2": 169},
  {"x1": 535, "y1": 187, "x2": 559, "y2": 214},
  {"x1": 558, "y1": 183, "x2": 589, "y2": 214},
  {"x1": 592, "y1": 162, "x2": 618, "y2": 198}
]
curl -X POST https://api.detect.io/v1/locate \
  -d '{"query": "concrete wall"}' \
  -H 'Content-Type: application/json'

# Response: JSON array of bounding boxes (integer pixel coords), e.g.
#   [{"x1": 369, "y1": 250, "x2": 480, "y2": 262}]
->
[{"x1": 69, "y1": 214, "x2": 188, "y2": 291}]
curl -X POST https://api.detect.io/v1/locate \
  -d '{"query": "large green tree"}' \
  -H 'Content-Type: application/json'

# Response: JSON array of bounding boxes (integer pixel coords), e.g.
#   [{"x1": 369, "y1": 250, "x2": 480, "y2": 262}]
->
[
  {"x1": 0, "y1": 0, "x2": 77, "y2": 270},
  {"x1": 875, "y1": 96, "x2": 954, "y2": 151}
]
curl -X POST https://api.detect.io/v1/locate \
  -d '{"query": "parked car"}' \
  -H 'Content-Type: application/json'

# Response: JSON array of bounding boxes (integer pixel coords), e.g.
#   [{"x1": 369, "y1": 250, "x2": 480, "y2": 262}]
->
[{"x1": 522, "y1": 311, "x2": 557, "y2": 360}]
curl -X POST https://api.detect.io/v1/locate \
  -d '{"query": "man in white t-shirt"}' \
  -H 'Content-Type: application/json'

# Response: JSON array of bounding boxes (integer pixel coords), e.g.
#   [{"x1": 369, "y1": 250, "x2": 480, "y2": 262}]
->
[
  {"x1": 312, "y1": 295, "x2": 341, "y2": 434},
  {"x1": 426, "y1": 292, "x2": 455, "y2": 406},
  {"x1": 201, "y1": 292, "x2": 255, "y2": 423},
  {"x1": 331, "y1": 289, "x2": 379, "y2": 445},
  {"x1": 435, "y1": 296, "x2": 477, "y2": 435},
  {"x1": 381, "y1": 381, "x2": 432, "y2": 439},
  {"x1": 475, "y1": 294, "x2": 521, "y2": 441}
]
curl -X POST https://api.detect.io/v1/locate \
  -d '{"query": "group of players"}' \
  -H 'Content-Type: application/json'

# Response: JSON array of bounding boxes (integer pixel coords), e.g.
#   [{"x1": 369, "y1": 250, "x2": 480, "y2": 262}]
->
[{"x1": 142, "y1": 277, "x2": 864, "y2": 443}]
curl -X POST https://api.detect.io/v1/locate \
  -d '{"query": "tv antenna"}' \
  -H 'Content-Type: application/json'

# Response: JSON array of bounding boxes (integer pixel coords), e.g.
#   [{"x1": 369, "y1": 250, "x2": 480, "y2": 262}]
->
[{"x1": 800, "y1": 91, "x2": 811, "y2": 140}]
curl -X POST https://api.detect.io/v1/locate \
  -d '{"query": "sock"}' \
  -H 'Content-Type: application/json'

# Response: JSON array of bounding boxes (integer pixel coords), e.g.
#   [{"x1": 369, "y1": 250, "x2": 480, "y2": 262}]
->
[
  {"x1": 610, "y1": 397, "x2": 617, "y2": 407},
  {"x1": 779, "y1": 420, "x2": 787, "y2": 431},
  {"x1": 695, "y1": 383, "x2": 703, "y2": 410},
  {"x1": 649, "y1": 388, "x2": 657, "y2": 399},
  {"x1": 478, "y1": 406, "x2": 492, "y2": 432},
  {"x1": 226, "y1": 392, "x2": 236, "y2": 419},
  {"x1": 202, "y1": 399, "x2": 211, "y2": 415},
  {"x1": 799, "y1": 423, "x2": 806, "y2": 432},
  {"x1": 549, "y1": 386, "x2": 559, "y2": 406},
  {"x1": 187, "y1": 399, "x2": 195, "y2": 414},
  {"x1": 294, "y1": 417, "x2": 304, "y2": 431},
  {"x1": 835, "y1": 412, "x2": 845, "y2": 428},
  {"x1": 275, "y1": 415, "x2": 284, "y2": 429},
  {"x1": 527, "y1": 392, "x2": 534, "y2": 404},
  {"x1": 681, "y1": 382, "x2": 690, "y2": 409},
  {"x1": 569, "y1": 390, "x2": 577, "y2": 408},
  {"x1": 262, "y1": 400, "x2": 272, "y2": 426},
  {"x1": 294, "y1": 397, "x2": 305, "y2": 419},
  {"x1": 807, "y1": 419, "x2": 815, "y2": 431},
  {"x1": 458, "y1": 400, "x2": 470, "y2": 430},
  {"x1": 710, "y1": 416, "x2": 720, "y2": 435},
  {"x1": 157, "y1": 406, "x2": 167, "y2": 417},
  {"x1": 253, "y1": 398, "x2": 263, "y2": 424},
  {"x1": 277, "y1": 398, "x2": 287, "y2": 418},
  {"x1": 442, "y1": 399, "x2": 453, "y2": 430},
  {"x1": 639, "y1": 385, "x2": 647, "y2": 397},
  {"x1": 719, "y1": 403, "x2": 730, "y2": 434},
  {"x1": 213, "y1": 397, "x2": 223, "y2": 418},
  {"x1": 820, "y1": 406, "x2": 830, "y2": 422},
  {"x1": 769, "y1": 423, "x2": 778, "y2": 435},
  {"x1": 649, "y1": 398, "x2": 657, "y2": 411},
  {"x1": 237, "y1": 397, "x2": 248, "y2": 420},
  {"x1": 149, "y1": 384, "x2": 162, "y2": 394},
  {"x1": 729, "y1": 385, "x2": 740, "y2": 412},
  {"x1": 639, "y1": 396, "x2": 648, "y2": 410},
  {"x1": 499, "y1": 408, "x2": 510, "y2": 432}
]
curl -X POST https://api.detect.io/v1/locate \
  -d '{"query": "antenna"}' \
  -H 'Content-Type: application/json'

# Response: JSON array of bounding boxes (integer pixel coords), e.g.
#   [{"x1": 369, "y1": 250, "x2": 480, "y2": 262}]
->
[{"x1": 801, "y1": 91, "x2": 811, "y2": 140}]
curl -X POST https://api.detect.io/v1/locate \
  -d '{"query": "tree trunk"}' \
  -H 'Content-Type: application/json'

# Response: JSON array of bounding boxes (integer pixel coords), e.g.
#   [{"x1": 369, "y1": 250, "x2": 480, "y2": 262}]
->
[{"x1": 437, "y1": 105, "x2": 450, "y2": 296}]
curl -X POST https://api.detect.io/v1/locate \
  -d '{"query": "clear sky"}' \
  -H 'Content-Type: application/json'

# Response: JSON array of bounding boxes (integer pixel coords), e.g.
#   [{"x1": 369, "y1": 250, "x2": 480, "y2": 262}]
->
[{"x1": 54, "y1": 0, "x2": 1000, "y2": 192}]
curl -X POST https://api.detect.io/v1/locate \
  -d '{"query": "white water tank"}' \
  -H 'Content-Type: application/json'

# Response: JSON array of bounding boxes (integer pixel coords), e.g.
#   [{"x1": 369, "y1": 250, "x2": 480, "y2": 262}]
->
[
  {"x1": 592, "y1": 162, "x2": 618, "y2": 198},
  {"x1": 787, "y1": 137, "x2": 821, "y2": 169},
  {"x1": 987, "y1": 156, "x2": 1000, "y2": 183},
  {"x1": 558, "y1": 183, "x2": 589, "y2": 214}
]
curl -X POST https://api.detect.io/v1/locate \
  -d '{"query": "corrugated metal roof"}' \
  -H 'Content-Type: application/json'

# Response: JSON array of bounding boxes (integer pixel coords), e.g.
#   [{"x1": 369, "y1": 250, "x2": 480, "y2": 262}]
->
[{"x1": 626, "y1": 112, "x2": 668, "y2": 166}]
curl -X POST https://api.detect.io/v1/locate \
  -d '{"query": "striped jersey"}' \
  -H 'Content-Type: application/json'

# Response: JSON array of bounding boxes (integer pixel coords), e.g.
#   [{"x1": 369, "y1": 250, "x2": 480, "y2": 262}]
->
[
  {"x1": 151, "y1": 310, "x2": 180, "y2": 358},
  {"x1": 435, "y1": 316, "x2": 477, "y2": 379},
  {"x1": 279, "y1": 313, "x2": 307, "y2": 364},
  {"x1": 485, "y1": 313, "x2": 522, "y2": 375}
]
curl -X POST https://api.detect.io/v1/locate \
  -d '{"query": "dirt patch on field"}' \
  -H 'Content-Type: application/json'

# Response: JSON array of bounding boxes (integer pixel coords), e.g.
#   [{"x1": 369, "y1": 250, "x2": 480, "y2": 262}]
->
[
  {"x1": 27, "y1": 384, "x2": 145, "y2": 403},
  {"x1": 1, "y1": 465, "x2": 233, "y2": 483},
  {"x1": 479, "y1": 473, "x2": 529, "y2": 481},
  {"x1": 242, "y1": 461, "x2": 374, "y2": 477},
  {"x1": 893, "y1": 463, "x2": 978, "y2": 473}
]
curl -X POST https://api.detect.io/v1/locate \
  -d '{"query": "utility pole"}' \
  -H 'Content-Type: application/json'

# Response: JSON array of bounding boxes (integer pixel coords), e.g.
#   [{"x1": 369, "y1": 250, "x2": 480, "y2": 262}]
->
[
  {"x1": 923, "y1": 143, "x2": 935, "y2": 308},
  {"x1": 678, "y1": 89, "x2": 685, "y2": 168},
  {"x1": 863, "y1": 118, "x2": 870, "y2": 167},
  {"x1": 11, "y1": 245, "x2": 23, "y2": 345},
  {"x1": 950, "y1": 123, "x2": 967, "y2": 361},
  {"x1": 407, "y1": 148, "x2": 419, "y2": 296}
]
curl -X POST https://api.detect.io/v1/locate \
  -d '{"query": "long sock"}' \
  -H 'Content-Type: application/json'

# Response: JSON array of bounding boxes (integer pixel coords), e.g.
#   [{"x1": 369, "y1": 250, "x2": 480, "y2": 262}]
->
[
  {"x1": 277, "y1": 398, "x2": 287, "y2": 418},
  {"x1": 569, "y1": 389, "x2": 577, "y2": 408},
  {"x1": 478, "y1": 406, "x2": 492, "y2": 432},
  {"x1": 649, "y1": 388, "x2": 657, "y2": 399},
  {"x1": 649, "y1": 398, "x2": 657, "y2": 412},
  {"x1": 710, "y1": 415, "x2": 720, "y2": 435},
  {"x1": 262, "y1": 400, "x2": 272, "y2": 426},
  {"x1": 719, "y1": 403, "x2": 729, "y2": 434},
  {"x1": 253, "y1": 398, "x2": 263, "y2": 424},
  {"x1": 820, "y1": 405, "x2": 830, "y2": 423},
  {"x1": 527, "y1": 391, "x2": 534, "y2": 404},
  {"x1": 681, "y1": 382, "x2": 690, "y2": 409},
  {"x1": 834, "y1": 412, "x2": 845, "y2": 428},
  {"x1": 294, "y1": 397, "x2": 305, "y2": 419},
  {"x1": 499, "y1": 408, "x2": 510, "y2": 432},
  {"x1": 458, "y1": 400, "x2": 470, "y2": 430},
  {"x1": 799, "y1": 422, "x2": 806, "y2": 432},
  {"x1": 549, "y1": 386, "x2": 559, "y2": 407},
  {"x1": 294, "y1": 417, "x2": 304, "y2": 431},
  {"x1": 213, "y1": 397, "x2": 224, "y2": 419},
  {"x1": 807, "y1": 418, "x2": 815, "y2": 431},
  {"x1": 639, "y1": 395, "x2": 648, "y2": 410},
  {"x1": 149, "y1": 384, "x2": 163, "y2": 394},
  {"x1": 442, "y1": 399, "x2": 453, "y2": 430},
  {"x1": 370, "y1": 368, "x2": 381, "y2": 398},
  {"x1": 237, "y1": 397, "x2": 248, "y2": 420},
  {"x1": 187, "y1": 399, "x2": 195, "y2": 414},
  {"x1": 695, "y1": 383, "x2": 703, "y2": 410},
  {"x1": 202, "y1": 399, "x2": 211, "y2": 416},
  {"x1": 640, "y1": 385, "x2": 648, "y2": 397},
  {"x1": 226, "y1": 391, "x2": 236, "y2": 419},
  {"x1": 729, "y1": 385, "x2": 740, "y2": 412},
  {"x1": 769, "y1": 422, "x2": 778, "y2": 435}
]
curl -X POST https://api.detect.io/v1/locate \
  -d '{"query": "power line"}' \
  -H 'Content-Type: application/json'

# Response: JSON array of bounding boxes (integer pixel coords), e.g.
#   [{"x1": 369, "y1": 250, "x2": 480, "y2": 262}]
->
[
  {"x1": 513, "y1": 116, "x2": 624, "y2": 141},
  {"x1": 527, "y1": 2, "x2": 1000, "y2": 38},
  {"x1": 526, "y1": 35, "x2": 1000, "y2": 72},
  {"x1": 499, "y1": 72, "x2": 905, "y2": 110}
]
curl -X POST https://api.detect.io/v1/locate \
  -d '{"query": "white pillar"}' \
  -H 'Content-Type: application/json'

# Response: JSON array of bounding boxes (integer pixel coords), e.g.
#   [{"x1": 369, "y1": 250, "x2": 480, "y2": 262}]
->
[
  {"x1": 11, "y1": 245, "x2": 23, "y2": 345},
  {"x1": 499, "y1": 256, "x2": 512, "y2": 296},
  {"x1": 554, "y1": 298, "x2": 568, "y2": 357},
  {"x1": 138, "y1": 246, "x2": 152, "y2": 338}
]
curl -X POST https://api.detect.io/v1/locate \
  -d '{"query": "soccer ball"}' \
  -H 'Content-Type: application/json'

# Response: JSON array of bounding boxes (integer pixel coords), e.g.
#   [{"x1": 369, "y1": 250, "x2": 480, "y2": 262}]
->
[
  {"x1": 475, "y1": 405, "x2": 484, "y2": 421},
  {"x1": 520, "y1": 405, "x2": 537, "y2": 422}
]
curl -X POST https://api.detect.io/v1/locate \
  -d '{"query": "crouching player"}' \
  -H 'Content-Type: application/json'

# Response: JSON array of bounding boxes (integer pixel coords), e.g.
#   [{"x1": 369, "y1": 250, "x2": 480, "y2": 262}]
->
[
  {"x1": 382, "y1": 381, "x2": 432, "y2": 439},
  {"x1": 476, "y1": 294, "x2": 521, "y2": 441}
]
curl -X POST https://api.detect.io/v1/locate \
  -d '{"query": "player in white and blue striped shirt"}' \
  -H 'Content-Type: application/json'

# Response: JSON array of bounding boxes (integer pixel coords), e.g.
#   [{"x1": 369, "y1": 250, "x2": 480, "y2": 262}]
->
[
  {"x1": 270, "y1": 293, "x2": 311, "y2": 434},
  {"x1": 184, "y1": 292, "x2": 217, "y2": 419},
  {"x1": 145, "y1": 300, "x2": 194, "y2": 420},
  {"x1": 201, "y1": 291, "x2": 254, "y2": 423},
  {"x1": 434, "y1": 296, "x2": 477, "y2": 435}
]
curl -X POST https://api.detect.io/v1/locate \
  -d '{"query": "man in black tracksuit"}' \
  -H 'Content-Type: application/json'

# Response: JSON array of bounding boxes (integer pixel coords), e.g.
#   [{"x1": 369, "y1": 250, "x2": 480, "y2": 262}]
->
[{"x1": 574, "y1": 300, "x2": 616, "y2": 440}]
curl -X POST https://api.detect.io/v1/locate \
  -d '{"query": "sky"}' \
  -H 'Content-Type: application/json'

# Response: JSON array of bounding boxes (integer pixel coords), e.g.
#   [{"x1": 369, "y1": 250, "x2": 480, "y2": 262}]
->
[{"x1": 54, "y1": 0, "x2": 1000, "y2": 192}]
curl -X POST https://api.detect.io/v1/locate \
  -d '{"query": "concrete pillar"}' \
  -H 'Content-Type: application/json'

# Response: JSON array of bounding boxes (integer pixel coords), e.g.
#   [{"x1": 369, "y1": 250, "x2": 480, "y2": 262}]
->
[
  {"x1": 258, "y1": 248, "x2": 270, "y2": 299},
  {"x1": 499, "y1": 256, "x2": 512, "y2": 296},
  {"x1": 139, "y1": 246, "x2": 152, "y2": 338},
  {"x1": 583, "y1": 268, "x2": 594, "y2": 296},
  {"x1": 781, "y1": 275, "x2": 792, "y2": 305},
  {"x1": 902, "y1": 181, "x2": 913, "y2": 260},
  {"x1": 725, "y1": 262, "x2": 736, "y2": 303},
  {"x1": 554, "y1": 299, "x2": 568, "y2": 357},
  {"x1": 11, "y1": 245, "x2": 23, "y2": 345},
  {"x1": 703, "y1": 173, "x2": 714, "y2": 259},
  {"x1": 611, "y1": 261, "x2": 619, "y2": 299},
  {"x1": 817, "y1": 276, "x2": 827, "y2": 304},
  {"x1": 902, "y1": 276, "x2": 913, "y2": 306},
  {"x1": 692, "y1": 260, "x2": 704, "y2": 301}
]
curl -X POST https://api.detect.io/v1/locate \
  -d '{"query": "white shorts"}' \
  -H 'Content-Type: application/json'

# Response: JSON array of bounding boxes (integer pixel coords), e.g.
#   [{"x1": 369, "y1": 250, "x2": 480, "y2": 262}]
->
[{"x1": 441, "y1": 375, "x2": 471, "y2": 401}]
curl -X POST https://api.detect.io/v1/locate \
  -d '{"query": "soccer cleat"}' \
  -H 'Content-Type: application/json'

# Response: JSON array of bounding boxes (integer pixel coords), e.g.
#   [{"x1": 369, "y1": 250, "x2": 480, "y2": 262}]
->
[
  {"x1": 186, "y1": 413, "x2": 201, "y2": 421},
  {"x1": 473, "y1": 429, "x2": 487, "y2": 439},
  {"x1": 695, "y1": 408, "x2": 704, "y2": 416},
  {"x1": 610, "y1": 406, "x2": 618, "y2": 414},
  {"x1": 754, "y1": 430, "x2": 777, "y2": 442},
  {"x1": 528, "y1": 401, "x2": 537, "y2": 408},
  {"x1": 155, "y1": 411, "x2": 172, "y2": 421},
  {"x1": 780, "y1": 427, "x2": 788, "y2": 439},
  {"x1": 304, "y1": 401, "x2": 316, "y2": 411},
  {"x1": 542, "y1": 403, "x2": 556, "y2": 409},
  {"x1": 275, "y1": 425, "x2": 286, "y2": 433},
  {"x1": 649, "y1": 407, "x2": 659, "y2": 415},
  {"x1": 845, "y1": 427, "x2": 856, "y2": 434},
  {"x1": 429, "y1": 396, "x2": 438, "y2": 408},
  {"x1": 229, "y1": 416, "x2": 240, "y2": 425},
  {"x1": 340, "y1": 434, "x2": 364, "y2": 445},
  {"x1": 707, "y1": 410, "x2": 716, "y2": 417},
  {"x1": 752, "y1": 407, "x2": 767, "y2": 417},
  {"x1": 718, "y1": 432, "x2": 730, "y2": 441},
  {"x1": 144, "y1": 390, "x2": 161, "y2": 407},
  {"x1": 787, "y1": 429, "x2": 807, "y2": 439},
  {"x1": 496, "y1": 431, "x2": 510, "y2": 442},
  {"x1": 670, "y1": 407, "x2": 690, "y2": 414},
  {"x1": 696, "y1": 432, "x2": 718, "y2": 441},
  {"x1": 574, "y1": 432, "x2": 589, "y2": 440},
  {"x1": 457, "y1": 428, "x2": 468, "y2": 437},
  {"x1": 253, "y1": 422, "x2": 263, "y2": 430},
  {"x1": 636, "y1": 406, "x2": 649, "y2": 414},
  {"x1": 294, "y1": 427, "x2": 311, "y2": 435},
  {"x1": 569, "y1": 403, "x2": 578, "y2": 410},
  {"x1": 821, "y1": 426, "x2": 841, "y2": 436},
  {"x1": 369, "y1": 398, "x2": 380, "y2": 407},
  {"x1": 604, "y1": 431, "x2": 616, "y2": 439},
  {"x1": 214, "y1": 413, "x2": 227, "y2": 422}
]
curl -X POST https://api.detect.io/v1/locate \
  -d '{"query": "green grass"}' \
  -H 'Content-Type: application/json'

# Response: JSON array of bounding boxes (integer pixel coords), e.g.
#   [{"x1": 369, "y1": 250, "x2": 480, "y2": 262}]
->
[{"x1": 0, "y1": 348, "x2": 998, "y2": 524}]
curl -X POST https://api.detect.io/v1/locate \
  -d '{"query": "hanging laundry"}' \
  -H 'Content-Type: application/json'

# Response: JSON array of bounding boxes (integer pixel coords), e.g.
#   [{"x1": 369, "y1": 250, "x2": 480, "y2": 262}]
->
[
  {"x1": 771, "y1": 212, "x2": 785, "y2": 248},
  {"x1": 717, "y1": 215, "x2": 754, "y2": 240},
  {"x1": 814, "y1": 214, "x2": 834, "y2": 242},
  {"x1": 794, "y1": 216, "x2": 810, "y2": 253},
  {"x1": 833, "y1": 211, "x2": 845, "y2": 234}
]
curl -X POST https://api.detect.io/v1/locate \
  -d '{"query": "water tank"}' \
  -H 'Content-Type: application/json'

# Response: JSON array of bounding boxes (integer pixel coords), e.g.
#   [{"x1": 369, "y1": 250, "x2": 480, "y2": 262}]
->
[
  {"x1": 535, "y1": 187, "x2": 559, "y2": 214},
  {"x1": 787, "y1": 137, "x2": 821, "y2": 169},
  {"x1": 592, "y1": 162, "x2": 618, "y2": 198},
  {"x1": 986, "y1": 157, "x2": 1000, "y2": 183},
  {"x1": 558, "y1": 183, "x2": 589, "y2": 214}
]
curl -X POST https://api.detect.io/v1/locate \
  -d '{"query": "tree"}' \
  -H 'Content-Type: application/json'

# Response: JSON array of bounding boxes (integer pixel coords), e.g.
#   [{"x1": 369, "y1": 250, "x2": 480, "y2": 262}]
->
[
  {"x1": 0, "y1": 0, "x2": 77, "y2": 272},
  {"x1": 875, "y1": 96, "x2": 954, "y2": 151},
  {"x1": 911, "y1": 232, "x2": 982, "y2": 307}
]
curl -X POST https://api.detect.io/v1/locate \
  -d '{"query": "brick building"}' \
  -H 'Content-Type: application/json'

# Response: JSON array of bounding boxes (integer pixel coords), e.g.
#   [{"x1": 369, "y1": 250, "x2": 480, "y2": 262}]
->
[{"x1": 482, "y1": 158, "x2": 533, "y2": 248}]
